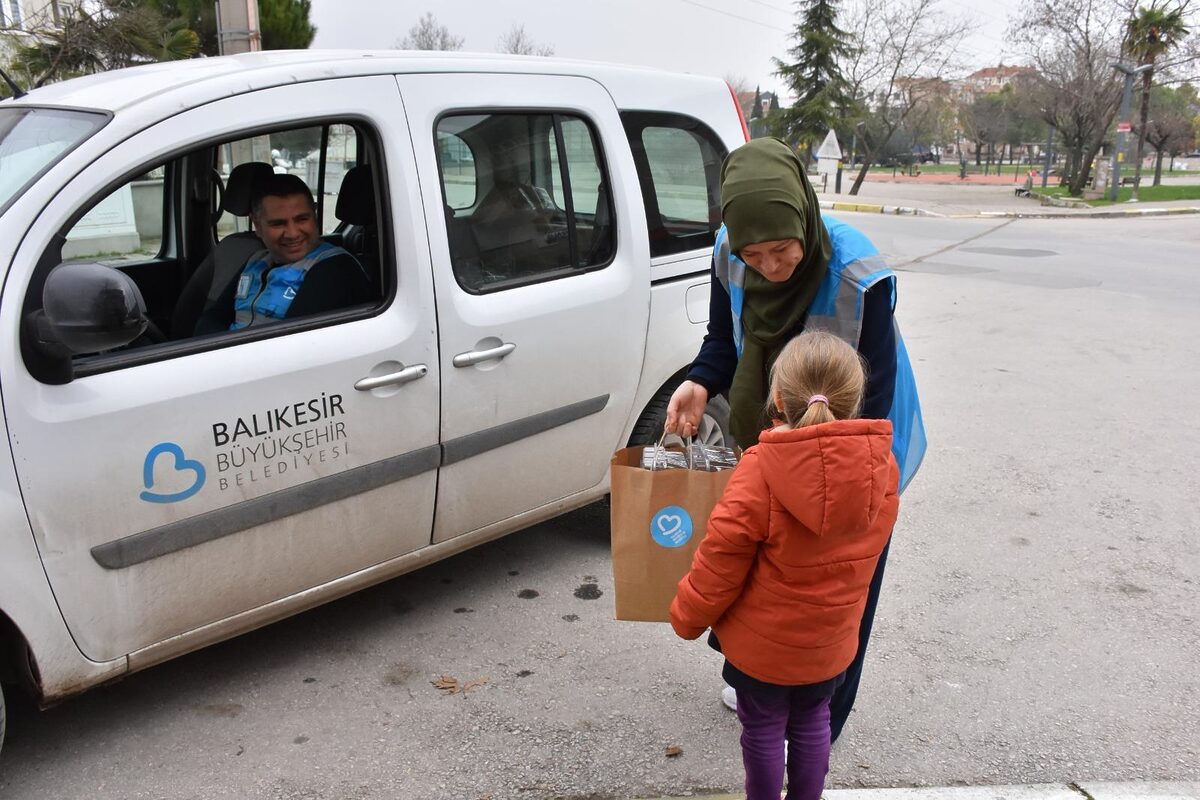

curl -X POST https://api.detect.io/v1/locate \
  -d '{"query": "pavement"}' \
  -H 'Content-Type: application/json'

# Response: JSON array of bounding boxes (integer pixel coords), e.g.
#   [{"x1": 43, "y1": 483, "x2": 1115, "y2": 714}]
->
[
  {"x1": 641, "y1": 783, "x2": 1200, "y2": 799},
  {"x1": 813, "y1": 178, "x2": 1200, "y2": 219}
]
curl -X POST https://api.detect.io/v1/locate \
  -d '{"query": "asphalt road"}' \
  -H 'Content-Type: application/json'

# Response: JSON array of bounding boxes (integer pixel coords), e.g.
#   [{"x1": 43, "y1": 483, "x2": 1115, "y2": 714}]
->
[{"x1": 1, "y1": 215, "x2": 1197, "y2": 800}]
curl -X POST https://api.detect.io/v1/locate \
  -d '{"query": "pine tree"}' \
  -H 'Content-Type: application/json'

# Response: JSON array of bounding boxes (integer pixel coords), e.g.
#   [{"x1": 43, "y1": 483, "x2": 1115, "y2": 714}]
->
[{"x1": 774, "y1": 0, "x2": 855, "y2": 151}]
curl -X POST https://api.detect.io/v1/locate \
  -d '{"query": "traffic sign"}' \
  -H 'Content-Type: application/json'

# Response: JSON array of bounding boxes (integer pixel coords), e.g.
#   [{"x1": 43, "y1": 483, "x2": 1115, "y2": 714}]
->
[{"x1": 816, "y1": 129, "x2": 842, "y2": 161}]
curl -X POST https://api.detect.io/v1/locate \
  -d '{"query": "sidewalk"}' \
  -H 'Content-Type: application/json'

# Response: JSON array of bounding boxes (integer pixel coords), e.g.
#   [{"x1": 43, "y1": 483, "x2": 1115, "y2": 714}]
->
[
  {"x1": 813, "y1": 181, "x2": 1200, "y2": 219},
  {"x1": 641, "y1": 781, "x2": 1200, "y2": 799}
]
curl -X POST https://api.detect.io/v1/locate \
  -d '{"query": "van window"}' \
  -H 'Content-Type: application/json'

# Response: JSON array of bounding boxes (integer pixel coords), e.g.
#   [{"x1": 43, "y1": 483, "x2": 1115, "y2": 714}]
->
[
  {"x1": 218, "y1": 124, "x2": 360, "y2": 236},
  {"x1": 438, "y1": 131, "x2": 476, "y2": 210},
  {"x1": 37, "y1": 120, "x2": 387, "y2": 378},
  {"x1": 620, "y1": 112, "x2": 727, "y2": 258},
  {"x1": 436, "y1": 112, "x2": 614, "y2": 294},
  {"x1": 63, "y1": 165, "x2": 166, "y2": 263}
]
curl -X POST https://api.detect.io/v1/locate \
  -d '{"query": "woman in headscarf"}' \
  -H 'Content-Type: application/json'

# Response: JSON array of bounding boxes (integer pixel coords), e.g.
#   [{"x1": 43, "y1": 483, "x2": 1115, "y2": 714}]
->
[{"x1": 665, "y1": 137, "x2": 925, "y2": 743}]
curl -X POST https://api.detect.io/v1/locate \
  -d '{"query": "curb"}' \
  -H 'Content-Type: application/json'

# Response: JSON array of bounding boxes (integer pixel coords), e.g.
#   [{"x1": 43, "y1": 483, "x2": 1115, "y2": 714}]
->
[
  {"x1": 638, "y1": 780, "x2": 1200, "y2": 800},
  {"x1": 818, "y1": 200, "x2": 940, "y2": 217},
  {"x1": 974, "y1": 206, "x2": 1200, "y2": 220},
  {"x1": 817, "y1": 197, "x2": 1200, "y2": 220}
]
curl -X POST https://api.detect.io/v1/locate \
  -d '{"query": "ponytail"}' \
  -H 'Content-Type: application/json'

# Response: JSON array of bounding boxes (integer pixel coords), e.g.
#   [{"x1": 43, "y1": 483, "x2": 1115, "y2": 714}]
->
[{"x1": 768, "y1": 332, "x2": 866, "y2": 428}]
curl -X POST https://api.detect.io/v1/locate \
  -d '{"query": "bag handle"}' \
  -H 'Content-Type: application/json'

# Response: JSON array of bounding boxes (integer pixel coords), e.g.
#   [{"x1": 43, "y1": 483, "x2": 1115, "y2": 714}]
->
[{"x1": 650, "y1": 431, "x2": 711, "y2": 472}]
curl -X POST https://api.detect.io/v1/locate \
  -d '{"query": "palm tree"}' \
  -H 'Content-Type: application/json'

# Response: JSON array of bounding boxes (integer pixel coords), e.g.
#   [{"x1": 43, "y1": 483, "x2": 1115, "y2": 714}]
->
[
  {"x1": 1124, "y1": 3, "x2": 1190, "y2": 199},
  {"x1": 10, "y1": 1, "x2": 199, "y2": 89}
]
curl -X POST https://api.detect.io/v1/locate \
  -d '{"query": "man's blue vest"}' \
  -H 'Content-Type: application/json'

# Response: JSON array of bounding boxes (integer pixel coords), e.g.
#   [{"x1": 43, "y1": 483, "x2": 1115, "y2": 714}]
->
[
  {"x1": 713, "y1": 218, "x2": 927, "y2": 493},
  {"x1": 231, "y1": 242, "x2": 345, "y2": 331}
]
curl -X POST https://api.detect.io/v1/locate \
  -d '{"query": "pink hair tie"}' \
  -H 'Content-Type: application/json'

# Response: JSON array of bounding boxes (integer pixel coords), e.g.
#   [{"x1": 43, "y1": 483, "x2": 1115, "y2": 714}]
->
[{"x1": 807, "y1": 394, "x2": 829, "y2": 407}]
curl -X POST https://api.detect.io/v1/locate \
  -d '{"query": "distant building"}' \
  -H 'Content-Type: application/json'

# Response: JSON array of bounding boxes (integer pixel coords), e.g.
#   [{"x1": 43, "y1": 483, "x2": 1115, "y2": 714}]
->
[
  {"x1": 0, "y1": 0, "x2": 75, "y2": 32},
  {"x1": 736, "y1": 89, "x2": 777, "y2": 122},
  {"x1": 956, "y1": 64, "x2": 1036, "y2": 104}
]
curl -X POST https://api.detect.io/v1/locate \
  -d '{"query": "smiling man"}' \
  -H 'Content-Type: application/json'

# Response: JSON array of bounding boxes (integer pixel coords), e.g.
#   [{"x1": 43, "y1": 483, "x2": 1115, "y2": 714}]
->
[{"x1": 196, "y1": 174, "x2": 372, "y2": 334}]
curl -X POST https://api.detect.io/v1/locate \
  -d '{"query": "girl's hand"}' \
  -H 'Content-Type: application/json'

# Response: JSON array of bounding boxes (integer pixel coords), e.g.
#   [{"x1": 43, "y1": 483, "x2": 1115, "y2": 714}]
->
[{"x1": 665, "y1": 380, "x2": 709, "y2": 438}]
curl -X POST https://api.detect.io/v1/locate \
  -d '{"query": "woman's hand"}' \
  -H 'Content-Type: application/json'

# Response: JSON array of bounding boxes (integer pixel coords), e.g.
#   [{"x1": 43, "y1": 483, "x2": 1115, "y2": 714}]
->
[{"x1": 665, "y1": 380, "x2": 709, "y2": 438}]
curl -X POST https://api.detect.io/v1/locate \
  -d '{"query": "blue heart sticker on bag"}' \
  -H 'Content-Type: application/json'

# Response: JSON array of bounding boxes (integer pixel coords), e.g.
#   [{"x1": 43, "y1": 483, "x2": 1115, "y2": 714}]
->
[
  {"x1": 140, "y1": 442, "x2": 206, "y2": 504},
  {"x1": 650, "y1": 505, "x2": 693, "y2": 548}
]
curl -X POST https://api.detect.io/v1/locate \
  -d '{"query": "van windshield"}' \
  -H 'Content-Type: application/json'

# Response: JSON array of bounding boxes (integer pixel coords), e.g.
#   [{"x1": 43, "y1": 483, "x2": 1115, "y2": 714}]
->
[{"x1": 0, "y1": 107, "x2": 106, "y2": 212}]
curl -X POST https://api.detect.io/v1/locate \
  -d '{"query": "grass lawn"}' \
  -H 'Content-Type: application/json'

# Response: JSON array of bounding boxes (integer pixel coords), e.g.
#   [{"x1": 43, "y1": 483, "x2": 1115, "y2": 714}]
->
[{"x1": 1035, "y1": 183, "x2": 1200, "y2": 206}]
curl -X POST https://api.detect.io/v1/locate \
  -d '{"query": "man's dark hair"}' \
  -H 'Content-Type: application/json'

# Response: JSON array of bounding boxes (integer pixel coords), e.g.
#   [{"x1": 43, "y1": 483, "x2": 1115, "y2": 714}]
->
[{"x1": 250, "y1": 173, "x2": 316, "y2": 217}]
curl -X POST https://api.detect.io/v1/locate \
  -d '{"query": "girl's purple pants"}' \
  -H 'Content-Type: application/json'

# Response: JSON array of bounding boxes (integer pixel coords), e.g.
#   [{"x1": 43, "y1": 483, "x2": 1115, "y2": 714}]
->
[{"x1": 735, "y1": 688, "x2": 832, "y2": 800}]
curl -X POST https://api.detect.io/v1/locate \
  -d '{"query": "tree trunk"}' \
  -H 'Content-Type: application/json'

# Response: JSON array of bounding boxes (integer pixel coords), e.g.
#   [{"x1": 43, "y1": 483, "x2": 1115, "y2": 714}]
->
[
  {"x1": 1153, "y1": 148, "x2": 1164, "y2": 186},
  {"x1": 848, "y1": 157, "x2": 872, "y2": 196},
  {"x1": 1071, "y1": 138, "x2": 1106, "y2": 196},
  {"x1": 1131, "y1": 67, "x2": 1154, "y2": 198}
]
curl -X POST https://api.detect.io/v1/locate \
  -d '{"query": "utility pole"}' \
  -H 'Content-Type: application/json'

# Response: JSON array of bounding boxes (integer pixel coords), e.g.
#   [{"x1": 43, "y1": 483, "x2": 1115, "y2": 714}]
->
[
  {"x1": 215, "y1": 0, "x2": 262, "y2": 56},
  {"x1": 1109, "y1": 63, "x2": 1152, "y2": 202}
]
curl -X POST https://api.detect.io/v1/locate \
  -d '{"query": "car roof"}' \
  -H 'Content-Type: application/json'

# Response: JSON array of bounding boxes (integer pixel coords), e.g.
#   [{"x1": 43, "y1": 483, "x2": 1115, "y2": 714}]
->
[{"x1": 4, "y1": 50, "x2": 725, "y2": 115}]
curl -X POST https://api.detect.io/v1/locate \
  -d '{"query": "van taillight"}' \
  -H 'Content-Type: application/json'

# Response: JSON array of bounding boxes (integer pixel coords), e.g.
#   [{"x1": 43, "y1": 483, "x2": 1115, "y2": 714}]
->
[{"x1": 727, "y1": 82, "x2": 750, "y2": 143}]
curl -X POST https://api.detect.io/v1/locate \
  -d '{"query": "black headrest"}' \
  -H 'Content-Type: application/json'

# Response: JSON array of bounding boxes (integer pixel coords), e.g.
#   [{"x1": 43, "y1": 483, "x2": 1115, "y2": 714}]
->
[
  {"x1": 222, "y1": 162, "x2": 274, "y2": 216},
  {"x1": 336, "y1": 165, "x2": 376, "y2": 225}
]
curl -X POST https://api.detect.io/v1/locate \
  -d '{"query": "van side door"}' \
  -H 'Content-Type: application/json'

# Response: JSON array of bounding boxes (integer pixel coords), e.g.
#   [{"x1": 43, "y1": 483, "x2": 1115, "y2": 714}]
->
[{"x1": 398, "y1": 73, "x2": 651, "y2": 541}]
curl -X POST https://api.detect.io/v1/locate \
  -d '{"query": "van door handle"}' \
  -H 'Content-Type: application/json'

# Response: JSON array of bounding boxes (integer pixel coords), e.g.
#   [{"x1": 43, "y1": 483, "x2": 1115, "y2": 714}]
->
[
  {"x1": 452, "y1": 342, "x2": 516, "y2": 368},
  {"x1": 354, "y1": 364, "x2": 428, "y2": 391}
]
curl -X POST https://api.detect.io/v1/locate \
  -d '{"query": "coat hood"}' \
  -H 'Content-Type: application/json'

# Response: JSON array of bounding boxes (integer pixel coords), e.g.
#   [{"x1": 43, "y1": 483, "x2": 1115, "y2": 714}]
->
[{"x1": 754, "y1": 419, "x2": 896, "y2": 538}]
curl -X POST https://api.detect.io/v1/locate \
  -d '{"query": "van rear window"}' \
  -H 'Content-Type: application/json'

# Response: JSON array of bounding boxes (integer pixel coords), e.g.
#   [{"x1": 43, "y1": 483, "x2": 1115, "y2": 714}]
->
[
  {"x1": 0, "y1": 107, "x2": 107, "y2": 213},
  {"x1": 620, "y1": 112, "x2": 726, "y2": 259}
]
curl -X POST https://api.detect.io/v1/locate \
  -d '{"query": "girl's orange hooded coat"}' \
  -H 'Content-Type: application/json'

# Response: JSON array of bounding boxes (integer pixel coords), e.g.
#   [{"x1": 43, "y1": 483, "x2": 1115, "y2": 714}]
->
[{"x1": 669, "y1": 418, "x2": 900, "y2": 686}]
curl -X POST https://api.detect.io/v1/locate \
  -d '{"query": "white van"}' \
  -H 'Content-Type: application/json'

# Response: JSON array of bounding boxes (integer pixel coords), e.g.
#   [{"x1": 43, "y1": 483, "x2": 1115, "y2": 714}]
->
[{"x1": 0, "y1": 51, "x2": 748, "y2": 749}]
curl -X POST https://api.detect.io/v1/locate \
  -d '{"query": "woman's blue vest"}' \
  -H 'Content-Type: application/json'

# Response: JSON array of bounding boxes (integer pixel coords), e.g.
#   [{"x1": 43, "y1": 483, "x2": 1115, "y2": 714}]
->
[{"x1": 713, "y1": 218, "x2": 927, "y2": 493}]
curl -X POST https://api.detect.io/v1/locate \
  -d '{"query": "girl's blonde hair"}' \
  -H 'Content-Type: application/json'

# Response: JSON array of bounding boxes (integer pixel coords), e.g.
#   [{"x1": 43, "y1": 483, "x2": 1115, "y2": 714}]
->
[{"x1": 768, "y1": 331, "x2": 867, "y2": 428}]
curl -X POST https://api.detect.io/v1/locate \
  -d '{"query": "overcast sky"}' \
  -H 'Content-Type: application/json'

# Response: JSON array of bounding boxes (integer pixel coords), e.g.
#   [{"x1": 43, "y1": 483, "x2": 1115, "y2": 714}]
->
[{"x1": 310, "y1": 0, "x2": 1026, "y2": 103}]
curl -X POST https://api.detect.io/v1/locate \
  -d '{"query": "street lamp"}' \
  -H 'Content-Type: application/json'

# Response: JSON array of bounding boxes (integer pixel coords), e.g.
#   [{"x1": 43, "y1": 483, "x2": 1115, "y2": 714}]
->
[{"x1": 1109, "y1": 62, "x2": 1153, "y2": 202}]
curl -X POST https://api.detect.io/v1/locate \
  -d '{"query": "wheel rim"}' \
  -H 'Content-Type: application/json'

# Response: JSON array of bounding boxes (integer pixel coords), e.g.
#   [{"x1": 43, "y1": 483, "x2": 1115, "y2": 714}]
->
[{"x1": 696, "y1": 412, "x2": 727, "y2": 447}]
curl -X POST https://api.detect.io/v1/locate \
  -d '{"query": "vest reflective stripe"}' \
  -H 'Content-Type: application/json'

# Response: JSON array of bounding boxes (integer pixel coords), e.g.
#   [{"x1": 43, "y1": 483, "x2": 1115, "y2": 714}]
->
[
  {"x1": 712, "y1": 218, "x2": 927, "y2": 492},
  {"x1": 231, "y1": 242, "x2": 344, "y2": 330}
]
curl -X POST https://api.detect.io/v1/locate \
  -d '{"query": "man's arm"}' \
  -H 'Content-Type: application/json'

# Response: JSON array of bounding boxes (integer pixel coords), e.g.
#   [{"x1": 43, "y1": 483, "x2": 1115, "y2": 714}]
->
[
  {"x1": 193, "y1": 269, "x2": 239, "y2": 335},
  {"x1": 285, "y1": 253, "x2": 374, "y2": 318}
]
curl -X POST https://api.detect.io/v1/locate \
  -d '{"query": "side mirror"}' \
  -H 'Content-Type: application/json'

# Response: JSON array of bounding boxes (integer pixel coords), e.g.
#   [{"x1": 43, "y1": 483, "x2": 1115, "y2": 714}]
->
[{"x1": 23, "y1": 262, "x2": 149, "y2": 384}]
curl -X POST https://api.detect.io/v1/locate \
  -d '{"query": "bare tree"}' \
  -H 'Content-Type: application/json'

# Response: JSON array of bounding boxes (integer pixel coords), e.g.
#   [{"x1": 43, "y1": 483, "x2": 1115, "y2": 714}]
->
[
  {"x1": 395, "y1": 12, "x2": 464, "y2": 51},
  {"x1": 1009, "y1": 0, "x2": 1126, "y2": 194},
  {"x1": 723, "y1": 73, "x2": 752, "y2": 98},
  {"x1": 496, "y1": 24, "x2": 554, "y2": 56},
  {"x1": 839, "y1": 0, "x2": 971, "y2": 194},
  {"x1": 1140, "y1": 83, "x2": 1196, "y2": 182}
]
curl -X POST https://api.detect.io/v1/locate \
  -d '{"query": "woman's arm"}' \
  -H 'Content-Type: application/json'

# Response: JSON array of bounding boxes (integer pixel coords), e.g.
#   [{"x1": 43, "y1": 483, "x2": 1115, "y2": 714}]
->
[
  {"x1": 685, "y1": 258, "x2": 739, "y2": 397},
  {"x1": 858, "y1": 278, "x2": 897, "y2": 420}
]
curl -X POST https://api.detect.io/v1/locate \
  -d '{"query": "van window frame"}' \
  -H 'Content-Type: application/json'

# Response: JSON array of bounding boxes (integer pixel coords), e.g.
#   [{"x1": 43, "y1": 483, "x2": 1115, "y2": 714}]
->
[
  {"x1": 432, "y1": 106, "x2": 616, "y2": 296},
  {"x1": 20, "y1": 114, "x2": 397, "y2": 382}
]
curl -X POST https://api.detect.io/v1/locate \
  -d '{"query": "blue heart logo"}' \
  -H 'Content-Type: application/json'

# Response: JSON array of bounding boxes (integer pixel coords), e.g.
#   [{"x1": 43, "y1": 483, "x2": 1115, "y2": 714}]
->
[
  {"x1": 650, "y1": 505, "x2": 693, "y2": 548},
  {"x1": 140, "y1": 442, "x2": 206, "y2": 504}
]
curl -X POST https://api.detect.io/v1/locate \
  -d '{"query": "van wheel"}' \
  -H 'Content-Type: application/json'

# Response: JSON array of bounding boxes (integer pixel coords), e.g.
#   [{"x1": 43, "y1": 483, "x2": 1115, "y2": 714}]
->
[
  {"x1": 1, "y1": 682, "x2": 6, "y2": 757},
  {"x1": 629, "y1": 385, "x2": 731, "y2": 449}
]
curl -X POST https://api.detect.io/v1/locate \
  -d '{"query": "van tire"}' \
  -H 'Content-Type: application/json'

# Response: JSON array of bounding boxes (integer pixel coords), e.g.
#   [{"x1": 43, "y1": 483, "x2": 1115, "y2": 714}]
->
[
  {"x1": 1, "y1": 681, "x2": 6, "y2": 757},
  {"x1": 629, "y1": 384, "x2": 731, "y2": 449}
]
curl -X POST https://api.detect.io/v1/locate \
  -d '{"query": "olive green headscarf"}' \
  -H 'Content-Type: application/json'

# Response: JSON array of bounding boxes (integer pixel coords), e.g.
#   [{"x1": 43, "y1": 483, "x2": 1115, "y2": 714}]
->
[{"x1": 721, "y1": 138, "x2": 833, "y2": 447}]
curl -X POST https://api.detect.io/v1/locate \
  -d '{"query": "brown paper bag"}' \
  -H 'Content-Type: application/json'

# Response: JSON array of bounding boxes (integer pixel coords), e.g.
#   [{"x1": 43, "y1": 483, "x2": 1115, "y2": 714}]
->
[{"x1": 609, "y1": 446, "x2": 735, "y2": 622}]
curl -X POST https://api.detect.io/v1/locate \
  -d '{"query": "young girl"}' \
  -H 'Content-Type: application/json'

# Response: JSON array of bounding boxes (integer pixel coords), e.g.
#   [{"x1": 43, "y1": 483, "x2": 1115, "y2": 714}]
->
[{"x1": 669, "y1": 331, "x2": 900, "y2": 800}]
